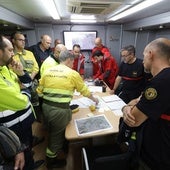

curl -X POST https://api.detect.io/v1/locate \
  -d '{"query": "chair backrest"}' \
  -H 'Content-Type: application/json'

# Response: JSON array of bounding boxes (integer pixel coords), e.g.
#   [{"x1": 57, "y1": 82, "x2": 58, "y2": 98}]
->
[
  {"x1": 82, "y1": 148, "x2": 90, "y2": 170},
  {"x1": 82, "y1": 145, "x2": 131, "y2": 170},
  {"x1": 0, "y1": 126, "x2": 21, "y2": 164}
]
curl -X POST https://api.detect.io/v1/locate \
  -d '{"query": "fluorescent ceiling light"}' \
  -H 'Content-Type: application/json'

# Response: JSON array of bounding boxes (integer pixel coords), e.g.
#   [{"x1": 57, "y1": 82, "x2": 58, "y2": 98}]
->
[
  {"x1": 41, "y1": 0, "x2": 60, "y2": 20},
  {"x1": 131, "y1": 0, "x2": 143, "y2": 5},
  {"x1": 71, "y1": 19, "x2": 97, "y2": 23},
  {"x1": 71, "y1": 14, "x2": 96, "y2": 23},
  {"x1": 109, "y1": 0, "x2": 163, "y2": 21},
  {"x1": 71, "y1": 14, "x2": 96, "y2": 20},
  {"x1": 111, "y1": 0, "x2": 142, "y2": 16},
  {"x1": 113, "y1": 5, "x2": 131, "y2": 16}
]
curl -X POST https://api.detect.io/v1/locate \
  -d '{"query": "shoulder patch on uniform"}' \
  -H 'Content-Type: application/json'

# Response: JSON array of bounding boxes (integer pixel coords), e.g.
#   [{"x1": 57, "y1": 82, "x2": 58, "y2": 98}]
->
[{"x1": 144, "y1": 88, "x2": 157, "y2": 100}]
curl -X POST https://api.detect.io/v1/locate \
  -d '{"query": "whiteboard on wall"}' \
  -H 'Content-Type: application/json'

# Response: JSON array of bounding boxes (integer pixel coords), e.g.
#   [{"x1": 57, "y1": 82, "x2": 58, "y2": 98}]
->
[{"x1": 63, "y1": 31, "x2": 97, "y2": 50}]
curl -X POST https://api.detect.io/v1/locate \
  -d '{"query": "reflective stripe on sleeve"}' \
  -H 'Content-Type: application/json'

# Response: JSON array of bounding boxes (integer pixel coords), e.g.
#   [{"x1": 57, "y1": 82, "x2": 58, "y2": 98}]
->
[{"x1": 2, "y1": 106, "x2": 32, "y2": 127}]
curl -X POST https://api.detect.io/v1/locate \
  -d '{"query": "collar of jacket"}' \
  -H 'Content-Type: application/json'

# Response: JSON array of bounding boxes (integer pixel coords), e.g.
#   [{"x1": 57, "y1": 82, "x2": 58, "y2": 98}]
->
[{"x1": 14, "y1": 49, "x2": 26, "y2": 55}]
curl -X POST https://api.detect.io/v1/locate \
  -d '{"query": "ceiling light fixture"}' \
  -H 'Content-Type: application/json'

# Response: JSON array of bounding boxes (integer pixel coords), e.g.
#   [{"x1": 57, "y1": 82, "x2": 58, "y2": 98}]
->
[
  {"x1": 159, "y1": 25, "x2": 164, "y2": 29},
  {"x1": 71, "y1": 19, "x2": 97, "y2": 23},
  {"x1": 139, "y1": 27, "x2": 143, "y2": 31},
  {"x1": 71, "y1": 14, "x2": 96, "y2": 23},
  {"x1": 109, "y1": 0, "x2": 163, "y2": 21},
  {"x1": 3, "y1": 23, "x2": 8, "y2": 27},
  {"x1": 71, "y1": 14, "x2": 95, "y2": 20},
  {"x1": 41, "y1": 0, "x2": 60, "y2": 20}
]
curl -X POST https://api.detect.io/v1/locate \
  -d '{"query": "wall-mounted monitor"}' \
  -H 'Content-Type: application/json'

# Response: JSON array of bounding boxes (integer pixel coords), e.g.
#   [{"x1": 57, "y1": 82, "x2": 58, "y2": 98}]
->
[{"x1": 63, "y1": 31, "x2": 97, "y2": 50}]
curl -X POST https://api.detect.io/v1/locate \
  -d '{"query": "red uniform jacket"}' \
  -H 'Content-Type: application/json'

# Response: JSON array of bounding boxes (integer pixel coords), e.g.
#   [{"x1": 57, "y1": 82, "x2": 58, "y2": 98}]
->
[
  {"x1": 93, "y1": 53, "x2": 119, "y2": 90},
  {"x1": 72, "y1": 54, "x2": 85, "y2": 75},
  {"x1": 91, "y1": 45, "x2": 110, "y2": 76}
]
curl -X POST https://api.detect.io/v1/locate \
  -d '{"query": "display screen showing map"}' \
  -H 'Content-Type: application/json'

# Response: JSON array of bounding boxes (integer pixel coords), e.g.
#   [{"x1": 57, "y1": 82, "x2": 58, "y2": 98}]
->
[
  {"x1": 75, "y1": 114, "x2": 112, "y2": 136},
  {"x1": 63, "y1": 31, "x2": 97, "y2": 50}
]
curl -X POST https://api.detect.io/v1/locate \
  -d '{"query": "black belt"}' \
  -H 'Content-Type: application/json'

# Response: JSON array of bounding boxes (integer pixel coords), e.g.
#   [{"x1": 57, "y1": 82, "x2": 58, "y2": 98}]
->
[{"x1": 43, "y1": 99, "x2": 70, "y2": 109}]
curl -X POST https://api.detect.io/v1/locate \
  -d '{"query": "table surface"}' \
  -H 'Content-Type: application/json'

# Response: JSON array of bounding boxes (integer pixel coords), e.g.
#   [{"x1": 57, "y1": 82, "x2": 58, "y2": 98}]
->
[{"x1": 65, "y1": 91, "x2": 122, "y2": 140}]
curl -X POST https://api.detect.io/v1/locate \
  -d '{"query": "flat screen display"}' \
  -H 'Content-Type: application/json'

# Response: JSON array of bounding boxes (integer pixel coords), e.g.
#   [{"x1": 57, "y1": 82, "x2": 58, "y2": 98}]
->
[{"x1": 63, "y1": 31, "x2": 97, "y2": 50}]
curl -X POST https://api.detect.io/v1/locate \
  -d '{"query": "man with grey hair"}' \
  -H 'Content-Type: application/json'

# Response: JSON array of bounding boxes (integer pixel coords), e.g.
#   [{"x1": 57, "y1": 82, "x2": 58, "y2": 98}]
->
[
  {"x1": 37, "y1": 50, "x2": 99, "y2": 169},
  {"x1": 40, "y1": 44, "x2": 67, "y2": 75},
  {"x1": 58, "y1": 49, "x2": 75, "y2": 62}
]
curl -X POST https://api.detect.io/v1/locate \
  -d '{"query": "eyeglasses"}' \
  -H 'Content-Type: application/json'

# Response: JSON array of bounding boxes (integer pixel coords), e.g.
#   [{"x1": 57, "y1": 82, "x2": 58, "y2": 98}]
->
[
  {"x1": 15, "y1": 39, "x2": 25, "y2": 42},
  {"x1": 121, "y1": 53, "x2": 131, "y2": 58}
]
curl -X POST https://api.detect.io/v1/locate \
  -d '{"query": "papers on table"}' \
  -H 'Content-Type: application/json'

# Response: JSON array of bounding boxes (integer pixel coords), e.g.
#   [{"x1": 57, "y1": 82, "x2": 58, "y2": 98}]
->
[
  {"x1": 101, "y1": 95, "x2": 121, "y2": 103},
  {"x1": 70, "y1": 94, "x2": 126, "y2": 116},
  {"x1": 88, "y1": 86, "x2": 103, "y2": 93},
  {"x1": 113, "y1": 109, "x2": 123, "y2": 116},
  {"x1": 84, "y1": 79, "x2": 103, "y2": 92},
  {"x1": 101, "y1": 95, "x2": 126, "y2": 110},
  {"x1": 70, "y1": 97, "x2": 96, "y2": 108},
  {"x1": 70, "y1": 99, "x2": 87, "y2": 108},
  {"x1": 104, "y1": 100, "x2": 126, "y2": 110},
  {"x1": 75, "y1": 114, "x2": 112, "y2": 136}
]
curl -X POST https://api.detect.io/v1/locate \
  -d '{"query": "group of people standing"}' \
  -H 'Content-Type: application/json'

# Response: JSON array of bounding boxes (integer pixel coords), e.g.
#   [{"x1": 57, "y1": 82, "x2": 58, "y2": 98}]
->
[{"x1": 0, "y1": 31, "x2": 170, "y2": 170}]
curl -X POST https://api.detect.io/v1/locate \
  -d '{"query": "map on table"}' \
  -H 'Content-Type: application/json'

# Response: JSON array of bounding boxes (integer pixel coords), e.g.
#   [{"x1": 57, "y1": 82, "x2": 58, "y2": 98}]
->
[{"x1": 75, "y1": 114, "x2": 112, "y2": 136}]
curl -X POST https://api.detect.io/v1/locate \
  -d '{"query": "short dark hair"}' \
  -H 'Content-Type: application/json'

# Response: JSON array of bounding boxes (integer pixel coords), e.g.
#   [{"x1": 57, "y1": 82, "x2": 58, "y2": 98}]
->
[
  {"x1": 121, "y1": 45, "x2": 135, "y2": 55},
  {"x1": 11, "y1": 31, "x2": 24, "y2": 40},
  {"x1": 0, "y1": 35, "x2": 7, "y2": 51},
  {"x1": 73, "y1": 44, "x2": 80, "y2": 49},
  {"x1": 92, "y1": 50, "x2": 104, "y2": 57}
]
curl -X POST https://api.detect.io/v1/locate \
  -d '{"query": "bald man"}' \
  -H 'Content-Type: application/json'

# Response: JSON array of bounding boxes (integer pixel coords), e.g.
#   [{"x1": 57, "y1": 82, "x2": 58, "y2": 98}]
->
[
  {"x1": 28, "y1": 34, "x2": 52, "y2": 79},
  {"x1": 40, "y1": 44, "x2": 67, "y2": 76},
  {"x1": 122, "y1": 38, "x2": 170, "y2": 170}
]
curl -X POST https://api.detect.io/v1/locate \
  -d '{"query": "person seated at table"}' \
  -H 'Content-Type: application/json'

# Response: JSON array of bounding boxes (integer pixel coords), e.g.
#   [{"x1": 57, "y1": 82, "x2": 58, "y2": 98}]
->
[
  {"x1": 37, "y1": 50, "x2": 99, "y2": 169},
  {"x1": 92, "y1": 50, "x2": 119, "y2": 90}
]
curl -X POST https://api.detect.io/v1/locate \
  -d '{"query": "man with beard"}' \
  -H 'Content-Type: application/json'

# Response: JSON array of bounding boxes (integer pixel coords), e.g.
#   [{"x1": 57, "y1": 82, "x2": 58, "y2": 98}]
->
[
  {"x1": 0, "y1": 35, "x2": 43, "y2": 169},
  {"x1": 122, "y1": 38, "x2": 170, "y2": 170}
]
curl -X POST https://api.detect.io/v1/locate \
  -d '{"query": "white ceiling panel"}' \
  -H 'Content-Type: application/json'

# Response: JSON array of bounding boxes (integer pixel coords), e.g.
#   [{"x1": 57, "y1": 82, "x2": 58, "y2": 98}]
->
[{"x1": 0, "y1": 0, "x2": 170, "y2": 30}]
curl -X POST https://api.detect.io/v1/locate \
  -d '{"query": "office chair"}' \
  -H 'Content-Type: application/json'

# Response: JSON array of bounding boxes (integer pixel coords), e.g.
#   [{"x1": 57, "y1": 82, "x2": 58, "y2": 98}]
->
[{"x1": 82, "y1": 143, "x2": 131, "y2": 170}]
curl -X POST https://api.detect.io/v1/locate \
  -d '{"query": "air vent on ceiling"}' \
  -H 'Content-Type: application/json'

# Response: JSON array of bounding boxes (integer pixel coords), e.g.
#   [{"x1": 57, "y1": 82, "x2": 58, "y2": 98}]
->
[
  {"x1": 80, "y1": 3, "x2": 110, "y2": 8},
  {"x1": 80, "y1": 8, "x2": 105, "y2": 14},
  {"x1": 67, "y1": 0, "x2": 124, "y2": 14}
]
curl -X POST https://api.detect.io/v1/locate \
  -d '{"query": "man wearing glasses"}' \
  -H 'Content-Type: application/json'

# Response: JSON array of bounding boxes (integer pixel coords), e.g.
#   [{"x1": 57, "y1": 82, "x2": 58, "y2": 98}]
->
[
  {"x1": 110, "y1": 45, "x2": 150, "y2": 103},
  {"x1": 11, "y1": 32, "x2": 39, "y2": 80}
]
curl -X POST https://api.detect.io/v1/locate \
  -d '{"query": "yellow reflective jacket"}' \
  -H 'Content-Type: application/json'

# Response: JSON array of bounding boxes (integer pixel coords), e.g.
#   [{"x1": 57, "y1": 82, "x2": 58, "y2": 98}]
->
[
  {"x1": 0, "y1": 66, "x2": 33, "y2": 127},
  {"x1": 13, "y1": 49, "x2": 39, "y2": 75},
  {"x1": 37, "y1": 64, "x2": 91, "y2": 103},
  {"x1": 40, "y1": 55, "x2": 59, "y2": 76}
]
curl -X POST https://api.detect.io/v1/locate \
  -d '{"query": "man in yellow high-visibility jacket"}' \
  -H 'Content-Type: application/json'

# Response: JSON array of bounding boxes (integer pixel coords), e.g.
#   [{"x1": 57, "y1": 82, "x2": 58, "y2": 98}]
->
[
  {"x1": 0, "y1": 35, "x2": 43, "y2": 170},
  {"x1": 12, "y1": 32, "x2": 39, "y2": 80},
  {"x1": 37, "y1": 50, "x2": 99, "y2": 169}
]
